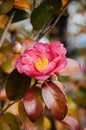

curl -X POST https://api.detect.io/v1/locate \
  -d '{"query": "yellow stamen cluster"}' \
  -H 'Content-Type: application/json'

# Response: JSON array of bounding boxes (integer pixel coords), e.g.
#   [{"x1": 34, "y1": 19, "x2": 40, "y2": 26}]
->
[{"x1": 35, "y1": 56, "x2": 49, "y2": 73}]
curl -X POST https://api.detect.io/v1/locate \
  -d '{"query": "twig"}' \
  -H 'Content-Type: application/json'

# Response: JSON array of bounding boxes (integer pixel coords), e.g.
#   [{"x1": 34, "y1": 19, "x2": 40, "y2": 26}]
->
[
  {"x1": 35, "y1": 2, "x2": 69, "y2": 41},
  {"x1": 32, "y1": 0, "x2": 36, "y2": 9},
  {"x1": 0, "y1": 98, "x2": 21, "y2": 115},
  {"x1": 0, "y1": 9, "x2": 16, "y2": 48},
  {"x1": 35, "y1": 14, "x2": 55, "y2": 40}
]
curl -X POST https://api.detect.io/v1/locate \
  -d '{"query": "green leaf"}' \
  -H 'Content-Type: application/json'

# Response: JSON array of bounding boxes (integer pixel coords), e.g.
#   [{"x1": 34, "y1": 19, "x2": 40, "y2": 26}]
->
[
  {"x1": 31, "y1": 0, "x2": 62, "y2": 30},
  {"x1": 5, "y1": 69, "x2": 31, "y2": 100},
  {"x1": 24, "y1": 87, "x2": 45, "y2": 121},
  {"x1": 12, "y1": 9, "x2": 30, "y2": 23},
  {"x1": 43, "y1": 0, "x2": 62, "y2": 13},
  {"x1": 31, "y1": 4, "x2": 53, "y2": 30},
  {"x1": 0, "y1": 112, "x2": 20, "y2": 130},
  {"x1": 42, "y1": 81, "x2": 68, "y2": 120},
  {"x1": 19, "y1": 101, "x2": 44, "y2": 130},
  {"x1": 0, "y1": 0, "x2": 14, "y2": 15}
]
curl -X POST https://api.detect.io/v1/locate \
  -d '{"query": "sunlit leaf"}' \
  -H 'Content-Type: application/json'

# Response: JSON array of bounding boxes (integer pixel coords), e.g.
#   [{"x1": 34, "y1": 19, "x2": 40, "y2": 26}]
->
[
  {"x1": 5, "y1": 69, "x2": 31, "y2": 100},
  {"x1": 0, "y1": 53, "x2": 7, "y2": 65},
  {"x1": 14, "y1": 0, "x2": 31, "y2": 10},
  {"x1": 0, "y1": 112, "x2": 20, "y2": 130},
  {"x1": 0, "y1": 0, "x2": 14, "y2": 15},
  {"x1": 61, "y1": 0, "x2": 69, "y2": 6},
  {"x1": 58, "y1": 58, "x2": 81, "y2": 76},
  {"x1": 0, "y1": 61, "x2": 14, "y2": 74},
  {"x1": 24, "y1": 87, "x2": 45, "y2": 122},
  {"x1": 42, "y1": 81, "x2": 68, "y2": 120},
  {"x1": 61, "y1": 115, "x2": 80, "y2": 130},
  {"x1": 0, "y1": 15, "x2": 8, "y2": 29},
  {"x1": 0, "y1": 40, "x2": 12, "y2": 54},
  {"x1": 19, "y1": 101, "x2": 44, "y2": 130}
]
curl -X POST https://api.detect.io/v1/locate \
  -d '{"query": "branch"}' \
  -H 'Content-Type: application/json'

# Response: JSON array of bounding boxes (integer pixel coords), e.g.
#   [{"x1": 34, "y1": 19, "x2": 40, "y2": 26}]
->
[
  {"x1": 0, "y1": 9, "x2": 16, "y2": 48},
  {"x1": 0, "y1": 98, "x2": 21, "y2": 115},
  {"x1": 35, "y1": 2, "x2": 69, "y2": 41},
  {"x1": 32, "y1": 0, "x2": 36, "y2": 9}
]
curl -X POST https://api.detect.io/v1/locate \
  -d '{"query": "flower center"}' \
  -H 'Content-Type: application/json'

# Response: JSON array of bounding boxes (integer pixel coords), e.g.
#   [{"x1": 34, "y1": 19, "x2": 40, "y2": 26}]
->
[{"x1": 35, "y1": 56, "x2": 49, "y2": 73}]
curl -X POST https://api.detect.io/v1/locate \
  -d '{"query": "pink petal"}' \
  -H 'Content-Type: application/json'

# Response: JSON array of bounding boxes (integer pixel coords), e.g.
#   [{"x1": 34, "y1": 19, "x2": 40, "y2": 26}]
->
[
  {"x1": 61, "y1": 115, "x2": 80, "y2": 130},
  {"x1": 58, "y1": 58, "x2": 81, "y2": 76}
]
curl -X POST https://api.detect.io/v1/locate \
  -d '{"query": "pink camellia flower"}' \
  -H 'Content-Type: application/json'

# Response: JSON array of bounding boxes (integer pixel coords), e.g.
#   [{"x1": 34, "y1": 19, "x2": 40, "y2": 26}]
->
[{"x1": 15, "y1": 41, "x2": 67, "y2": 80}]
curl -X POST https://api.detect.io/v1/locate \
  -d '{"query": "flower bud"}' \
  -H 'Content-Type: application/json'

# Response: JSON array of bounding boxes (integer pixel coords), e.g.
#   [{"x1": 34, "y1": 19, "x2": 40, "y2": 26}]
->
[{"x1": 13, "y1": 41, "x2": 22, "y2": 53}]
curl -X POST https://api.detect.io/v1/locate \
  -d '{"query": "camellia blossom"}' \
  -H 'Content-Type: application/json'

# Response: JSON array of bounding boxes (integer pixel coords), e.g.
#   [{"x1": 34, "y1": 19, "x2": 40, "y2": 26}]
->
[{"x1": 15, "y1": 41, "x2": 67, "y2": 80}]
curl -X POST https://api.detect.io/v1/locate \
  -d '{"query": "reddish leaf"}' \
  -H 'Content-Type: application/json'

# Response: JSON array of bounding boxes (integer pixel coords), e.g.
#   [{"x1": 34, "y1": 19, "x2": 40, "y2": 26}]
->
[
  {"x1": 61, "y1": 115, "x2": 80, "y2": 130},
  {"x1": 19, "y1": 101, "x2": 44, "y2": 130},
  {"x1": 24, "y1": 87, "x2": 45, "y2": 122},
  {"x1": 58, "y1": 58, "x2": 81, "y2": 76},
  {"x1": 42, "y1": 81, "x2": 68, "y2": 120}
]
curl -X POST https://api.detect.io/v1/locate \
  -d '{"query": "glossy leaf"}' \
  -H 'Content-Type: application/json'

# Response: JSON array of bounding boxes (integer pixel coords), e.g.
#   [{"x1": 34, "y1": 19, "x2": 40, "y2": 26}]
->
[
  {"x1": 58, "y1": 58, "x2": 81, "y2": 76},
  {"x1": 61, "y1": 115, "x2": 80, "y2": 130},
  {"x1": 24, "y1": 87, "x2": 45, "y2": 122},
  {"x1": 31, "y1": 4, "x2": 53, "y2": 30},
  {"x1": 42, "y1": 81, "x2": 68, "y2": 120},
  {"x1": 0, "y1": 112, "x2": 20, "y2": 130},
  {"x1": 0, "y1": 15, "x2": 8, "y2": 29},
  {"x1": 14, "y1": 0, "x2": 31, "y2": 10},
  {"x1": 19, "y1": 101, "x2": 44, "y2": 130},
  {"x1": 31, "y1": 0, "x2": 62, "y2": 30},
  {"x1": 0, "y1": 0, "x2": 14, "y2": 15},
  {"x1": 5, "y1": 69, "x2": 31, "y2": 100}
]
